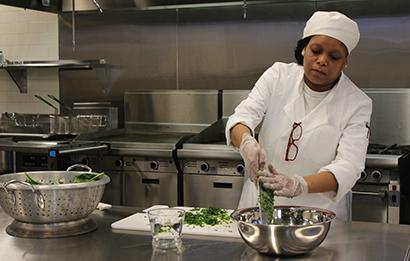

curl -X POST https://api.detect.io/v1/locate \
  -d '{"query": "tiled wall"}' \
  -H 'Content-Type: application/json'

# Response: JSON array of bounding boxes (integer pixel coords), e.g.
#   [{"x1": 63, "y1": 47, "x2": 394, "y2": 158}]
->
[{"x1": 0, "y1": 4, "x2": 59, "y2": 115}]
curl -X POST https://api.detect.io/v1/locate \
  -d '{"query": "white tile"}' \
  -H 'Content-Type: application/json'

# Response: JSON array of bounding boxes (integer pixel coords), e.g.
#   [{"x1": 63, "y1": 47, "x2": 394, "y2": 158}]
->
[
  {"x1": 0, "y1": 4, "x2": 58, "y2": 114},
  {"x1": 5, "y1": 102, "x2": 22, "y2": 113},
  {"x1": 6, "y1": 23, "x2": 29, "y2": 34},
  {"x1": 0, "y1": 71, "x2": 10, "y2": 80},
  {"x1": 29, "y1": 21, "x2": 57, "y2": 34},
  {"x1": 48, "y1": 44, "x2": 59, "y2": 59},
  {"x1": 29, "y1": 10, "x2": 57, "y2": 23},
  {"x1": 8, "y1": 45, "x2": 29, "y2": 59},
  {"x1": 0, "y1": 79, "x2": 18, "y2": 92}
]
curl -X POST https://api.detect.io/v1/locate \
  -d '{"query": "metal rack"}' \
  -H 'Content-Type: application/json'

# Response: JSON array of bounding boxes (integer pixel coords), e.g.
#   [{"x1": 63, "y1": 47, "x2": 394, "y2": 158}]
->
[{"x1": 0, "y1": 59, "x2": 109, "y2": 93}]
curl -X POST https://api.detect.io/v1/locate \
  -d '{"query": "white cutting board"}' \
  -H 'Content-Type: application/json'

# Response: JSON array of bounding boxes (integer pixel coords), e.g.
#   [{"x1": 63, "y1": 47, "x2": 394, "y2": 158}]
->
[{"x1": 111, "y1": 206, "x2": 241, "y2": 239}]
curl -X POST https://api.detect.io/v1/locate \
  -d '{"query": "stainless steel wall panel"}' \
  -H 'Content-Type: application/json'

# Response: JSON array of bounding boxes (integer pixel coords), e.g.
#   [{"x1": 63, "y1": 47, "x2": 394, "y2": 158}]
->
[
  {"x1": 177, "y1": 3, "x2": 316, "y2": 90},
  {"x1": 364, "y1": 88, "x2": 410, "y2": 145},
  {"x1": 58, "y1": 1, "x2": 410, "y2": 129},
  {"x1": 59, "y1": 10, "x2": 177, "y2": 120},
  {"x1": 317, "y1": 1, "x2": 410, "y2": 89},
  {"x1": 222, "y1": 90, "x2": 249, "y2": 117},
  {"x1": 347, "y1": 16, "x2": 410, "y2": 89},
  {"x1": 124, "y1": 90, "x2": 218, "y2": 132}
]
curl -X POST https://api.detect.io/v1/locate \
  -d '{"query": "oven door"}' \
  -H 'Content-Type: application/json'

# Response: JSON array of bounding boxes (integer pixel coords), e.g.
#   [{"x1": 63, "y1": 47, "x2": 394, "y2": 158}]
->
[
  {"x1": 352, "y1": 184, "x2": 388, "y2": 223},
  {"x1": 183, "y1": 174, "x2": 244, "y2": 209}
]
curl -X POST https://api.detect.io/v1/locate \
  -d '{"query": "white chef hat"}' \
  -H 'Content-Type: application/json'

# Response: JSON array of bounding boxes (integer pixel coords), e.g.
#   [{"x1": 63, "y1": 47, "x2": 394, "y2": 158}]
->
[{"x1": 303, "y1": 11, "x2": 360, "y2": 54}]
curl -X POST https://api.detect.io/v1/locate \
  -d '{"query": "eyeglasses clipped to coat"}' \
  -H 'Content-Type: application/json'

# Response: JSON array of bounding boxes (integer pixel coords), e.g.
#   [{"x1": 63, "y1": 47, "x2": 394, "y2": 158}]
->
[{"x1": 285, "y1": 122, "x2": 302, "y2": 161}]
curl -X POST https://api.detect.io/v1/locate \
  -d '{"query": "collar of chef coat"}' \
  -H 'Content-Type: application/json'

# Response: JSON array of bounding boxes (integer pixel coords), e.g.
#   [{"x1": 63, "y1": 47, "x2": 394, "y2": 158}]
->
[{"x1": 283, "y1": 72, "x2": 344, "y2": 135}]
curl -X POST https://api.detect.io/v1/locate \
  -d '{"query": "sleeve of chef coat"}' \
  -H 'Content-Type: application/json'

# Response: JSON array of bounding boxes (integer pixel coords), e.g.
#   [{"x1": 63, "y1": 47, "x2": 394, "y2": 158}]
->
[
  {"x1": 319, "y1": 94, "x2": 372, "y2": 202},
  {"x1": 225, "y1": 64, "x2": 278, "y2": 146}
]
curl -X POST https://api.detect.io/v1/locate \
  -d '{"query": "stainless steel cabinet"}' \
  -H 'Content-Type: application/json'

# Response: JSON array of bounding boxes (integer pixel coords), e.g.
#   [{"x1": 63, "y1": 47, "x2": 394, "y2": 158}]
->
[
  {"x1": 184, "y1": 174, "x2": 244, "y2": 209},
  {"x1": 123, "y1": 157, "x2": 177, "y2": 208}
]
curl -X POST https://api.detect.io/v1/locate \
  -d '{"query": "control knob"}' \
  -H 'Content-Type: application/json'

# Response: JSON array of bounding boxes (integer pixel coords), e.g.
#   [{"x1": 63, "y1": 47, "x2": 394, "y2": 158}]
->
[
  {"x1": 360, "y1": 171, "x2": 367, "y2": 180},
  {"x1": 150, "y1": 160, "x2": 159, "y2": 170},
  {"x1": 115, "y1": 159, "x2": 123, "y2": 167},
  {"x1": 371, "y1": 170, "x2": 382, "y2": 181},
  {"x1": 200, "y1": 162, "x2": 210, "y2": 172},
  {"x1": 236, "y1": 163, "x2": 245, "y2": 175}
]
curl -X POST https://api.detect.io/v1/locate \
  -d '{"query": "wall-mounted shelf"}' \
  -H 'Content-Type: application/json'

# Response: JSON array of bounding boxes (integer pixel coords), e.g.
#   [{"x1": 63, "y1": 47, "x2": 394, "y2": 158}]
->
[{"x1": 0, "y1": 59, "x2": 110, "y2": 93}]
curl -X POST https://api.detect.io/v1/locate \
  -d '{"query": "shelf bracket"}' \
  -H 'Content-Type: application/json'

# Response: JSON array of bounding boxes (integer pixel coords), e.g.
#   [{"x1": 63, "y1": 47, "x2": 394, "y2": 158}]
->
[{"x1": 5, "y1": 67, "x2": 27, "y2": 93}]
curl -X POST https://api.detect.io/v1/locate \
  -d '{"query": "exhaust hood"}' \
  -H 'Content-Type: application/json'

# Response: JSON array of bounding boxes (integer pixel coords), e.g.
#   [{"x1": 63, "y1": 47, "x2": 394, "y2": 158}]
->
[
  {"x1": 61, "y1": 0, "x2": 272, "y2": 12},
  {"x1": 0, "y1": 0, "x2": 273, "y2": 13}
]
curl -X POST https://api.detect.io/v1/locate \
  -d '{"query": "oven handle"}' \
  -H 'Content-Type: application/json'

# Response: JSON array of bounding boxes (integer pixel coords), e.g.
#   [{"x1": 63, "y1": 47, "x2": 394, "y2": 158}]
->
[{"x1": 352, "y1": 190, "x2": 386, "y2": 198}]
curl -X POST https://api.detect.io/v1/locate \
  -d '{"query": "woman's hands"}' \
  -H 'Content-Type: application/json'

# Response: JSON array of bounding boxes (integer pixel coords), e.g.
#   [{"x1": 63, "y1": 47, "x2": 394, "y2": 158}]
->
[
  {"x1": 258, "y1": 164, "x2": 308, "y2": 198},
  {"x1": 239, "y1": 133, "x2": 267, "y2": 182}
]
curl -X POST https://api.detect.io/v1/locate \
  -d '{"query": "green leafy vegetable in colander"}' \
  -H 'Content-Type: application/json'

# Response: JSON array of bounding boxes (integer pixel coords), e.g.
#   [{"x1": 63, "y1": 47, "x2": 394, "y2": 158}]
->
[
  {"x1": 24, "y1": 173, "x2": 43, "y2": 185},
  {"x1": 72, "y1": 173, "x2": 105, "y2": 183},
  {"x1": 24, "y1": 172, "x2": 105, "y2": 185},
  {"x1": 184, "y1": 207, "x2": 232, "y2": 226}
]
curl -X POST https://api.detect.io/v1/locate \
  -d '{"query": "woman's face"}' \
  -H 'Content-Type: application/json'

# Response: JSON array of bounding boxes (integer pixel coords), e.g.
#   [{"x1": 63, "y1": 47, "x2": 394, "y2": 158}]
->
[{"x1": 303, "y1": 35, "x2": 348, "y2": 92}]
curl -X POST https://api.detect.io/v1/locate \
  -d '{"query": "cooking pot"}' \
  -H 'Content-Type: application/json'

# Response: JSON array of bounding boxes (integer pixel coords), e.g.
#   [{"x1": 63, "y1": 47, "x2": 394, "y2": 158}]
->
[{"x1": 0, "y1": 164, "x2": 110, "y2": 224}]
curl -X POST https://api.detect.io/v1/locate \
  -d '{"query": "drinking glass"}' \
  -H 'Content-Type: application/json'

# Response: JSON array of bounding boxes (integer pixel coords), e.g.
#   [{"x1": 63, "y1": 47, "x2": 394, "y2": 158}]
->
[{"x1": 147, "y1": 208, "x2": 185, "y2": 250}]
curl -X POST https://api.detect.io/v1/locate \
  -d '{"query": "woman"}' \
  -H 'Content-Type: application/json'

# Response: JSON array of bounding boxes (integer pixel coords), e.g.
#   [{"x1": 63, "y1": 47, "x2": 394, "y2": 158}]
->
[{"x1": 225, "y1": 11, "x2": 372, "y2": 221}]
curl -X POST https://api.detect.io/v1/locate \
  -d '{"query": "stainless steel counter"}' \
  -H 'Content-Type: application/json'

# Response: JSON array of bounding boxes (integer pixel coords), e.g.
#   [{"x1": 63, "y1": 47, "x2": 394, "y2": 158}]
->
[{"x1": 0, "y1": 206, "x2": 409, "y2": 261}]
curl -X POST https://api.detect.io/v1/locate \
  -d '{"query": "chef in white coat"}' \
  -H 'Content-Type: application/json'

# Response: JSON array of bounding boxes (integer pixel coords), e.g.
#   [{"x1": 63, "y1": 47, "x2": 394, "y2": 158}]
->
[{"x1": 225, "y1": 11, "x2": 372, "y2": 221}]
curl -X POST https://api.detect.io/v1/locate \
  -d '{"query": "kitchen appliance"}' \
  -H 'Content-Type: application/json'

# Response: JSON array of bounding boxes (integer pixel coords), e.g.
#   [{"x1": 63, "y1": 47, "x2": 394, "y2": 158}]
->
[
  {"x1": 0, "y1": 164, "x2": 110, "y2": 238},
  {"x1": 122, "y1": 155, "x2": 178, "y2": 208},
  {"x1": 72, "y1": 102, "x2": 118, "y2": 129},
  {"x1": 178, "y1": 126, "x2": 245, "y2": 210},
  {"x1": 175, "y1": 92, "x2": 248, "y2": 209},
  {"x1": 352, "y1": 144, "x2": 409, "y2": 224},
  {"x1": 69, "y1": 152, "x2": 124, "y2": 205},
  {"x1": 118, "y1": 90, "x2": 219, "y2": 208},
  {"x1": 181, "y1": 156, "x2": 244, "y2": 209},
  {"x1": 351, "y1": 89, "x2": 410, "y2": 225},
  {"x1": 231, "y1": 206, "x2": 335, "y2": 255}
]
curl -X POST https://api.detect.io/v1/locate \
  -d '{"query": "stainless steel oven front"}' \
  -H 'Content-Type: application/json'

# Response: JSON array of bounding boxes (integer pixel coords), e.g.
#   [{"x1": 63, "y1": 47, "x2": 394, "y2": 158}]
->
[
  {"x1": 122, "y1": 156, "x2": 178, "y2": 208},
  {"x1": 182, "y1": 159, "x2": 245, "y2": 209},
  {"x1": 352, "y1": 161, "x2": 400, "y2": 224}
]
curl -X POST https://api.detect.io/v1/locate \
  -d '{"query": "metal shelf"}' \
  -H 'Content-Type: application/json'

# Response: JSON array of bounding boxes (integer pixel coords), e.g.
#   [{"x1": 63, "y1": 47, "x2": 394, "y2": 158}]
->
[{"x1": 0, "y1": 59, "x2": 110, "y2": 93}]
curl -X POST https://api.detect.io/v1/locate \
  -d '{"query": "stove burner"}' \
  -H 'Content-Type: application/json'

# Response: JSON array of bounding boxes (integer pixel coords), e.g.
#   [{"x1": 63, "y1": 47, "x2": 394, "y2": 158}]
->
[{"x1": 367, "y1": 144, "x2": 410, "y2": 155}]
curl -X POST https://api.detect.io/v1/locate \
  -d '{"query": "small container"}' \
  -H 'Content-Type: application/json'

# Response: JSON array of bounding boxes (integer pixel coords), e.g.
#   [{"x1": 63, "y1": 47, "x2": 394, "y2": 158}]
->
[{"x1": 147, "y1": 208, "x2": 185, "y2": 250}]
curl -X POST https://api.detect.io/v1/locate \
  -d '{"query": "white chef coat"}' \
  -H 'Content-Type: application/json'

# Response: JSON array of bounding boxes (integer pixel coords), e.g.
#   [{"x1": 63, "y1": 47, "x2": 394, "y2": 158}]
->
[{"x1": 225, "y1": 62, "x2": 372, "y2": 221}]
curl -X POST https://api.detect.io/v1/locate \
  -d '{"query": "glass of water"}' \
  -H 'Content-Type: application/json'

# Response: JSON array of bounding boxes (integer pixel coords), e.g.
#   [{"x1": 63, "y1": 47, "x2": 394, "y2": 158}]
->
[{"x1": 147, "y1": 208, "x2": 185, "y2": 250}]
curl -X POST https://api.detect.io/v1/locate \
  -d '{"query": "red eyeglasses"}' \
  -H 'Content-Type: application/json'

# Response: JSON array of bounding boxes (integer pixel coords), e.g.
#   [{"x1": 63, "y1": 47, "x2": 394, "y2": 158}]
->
[{"x1": 285, "y1": 122, "x2": 302, "y2": 161}]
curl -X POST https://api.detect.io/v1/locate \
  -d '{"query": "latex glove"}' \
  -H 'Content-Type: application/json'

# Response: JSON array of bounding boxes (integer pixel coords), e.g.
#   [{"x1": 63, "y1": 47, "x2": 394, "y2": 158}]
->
[
  {"x1": 259, "y1": 164, "x2": 308, "y2": 198},
  {"x1": 239, "y1": 133, "x2": 266, "y2": 182}
]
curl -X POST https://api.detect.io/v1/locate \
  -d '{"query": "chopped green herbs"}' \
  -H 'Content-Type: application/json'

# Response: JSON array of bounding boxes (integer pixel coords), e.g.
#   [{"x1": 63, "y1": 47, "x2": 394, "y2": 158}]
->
[
  {"x1": 258, "y1": 179, "x2": 274, "y2": 224},
  {"x1": 184, "y1": 207, "x2": 232, "y2": 227}
]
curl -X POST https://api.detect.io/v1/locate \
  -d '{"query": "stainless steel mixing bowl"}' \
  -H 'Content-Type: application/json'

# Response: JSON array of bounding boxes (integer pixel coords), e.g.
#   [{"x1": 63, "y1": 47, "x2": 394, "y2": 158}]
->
[{"x1": 231, "y1": 206, "x2": 336, "y2": 255}]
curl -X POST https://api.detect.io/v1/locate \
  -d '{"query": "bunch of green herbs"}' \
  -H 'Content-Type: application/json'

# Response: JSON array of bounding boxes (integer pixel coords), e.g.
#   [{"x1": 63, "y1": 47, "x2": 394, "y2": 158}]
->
[{"x1": 258, "y1": 179, "x2": 274, "y2": 224}]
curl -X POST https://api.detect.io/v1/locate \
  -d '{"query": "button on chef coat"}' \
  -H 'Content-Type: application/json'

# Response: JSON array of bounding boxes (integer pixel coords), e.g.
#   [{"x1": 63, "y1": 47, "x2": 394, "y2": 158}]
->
[{"x1": 225, "y1": 62, "x2": 372, "y2": 221}]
